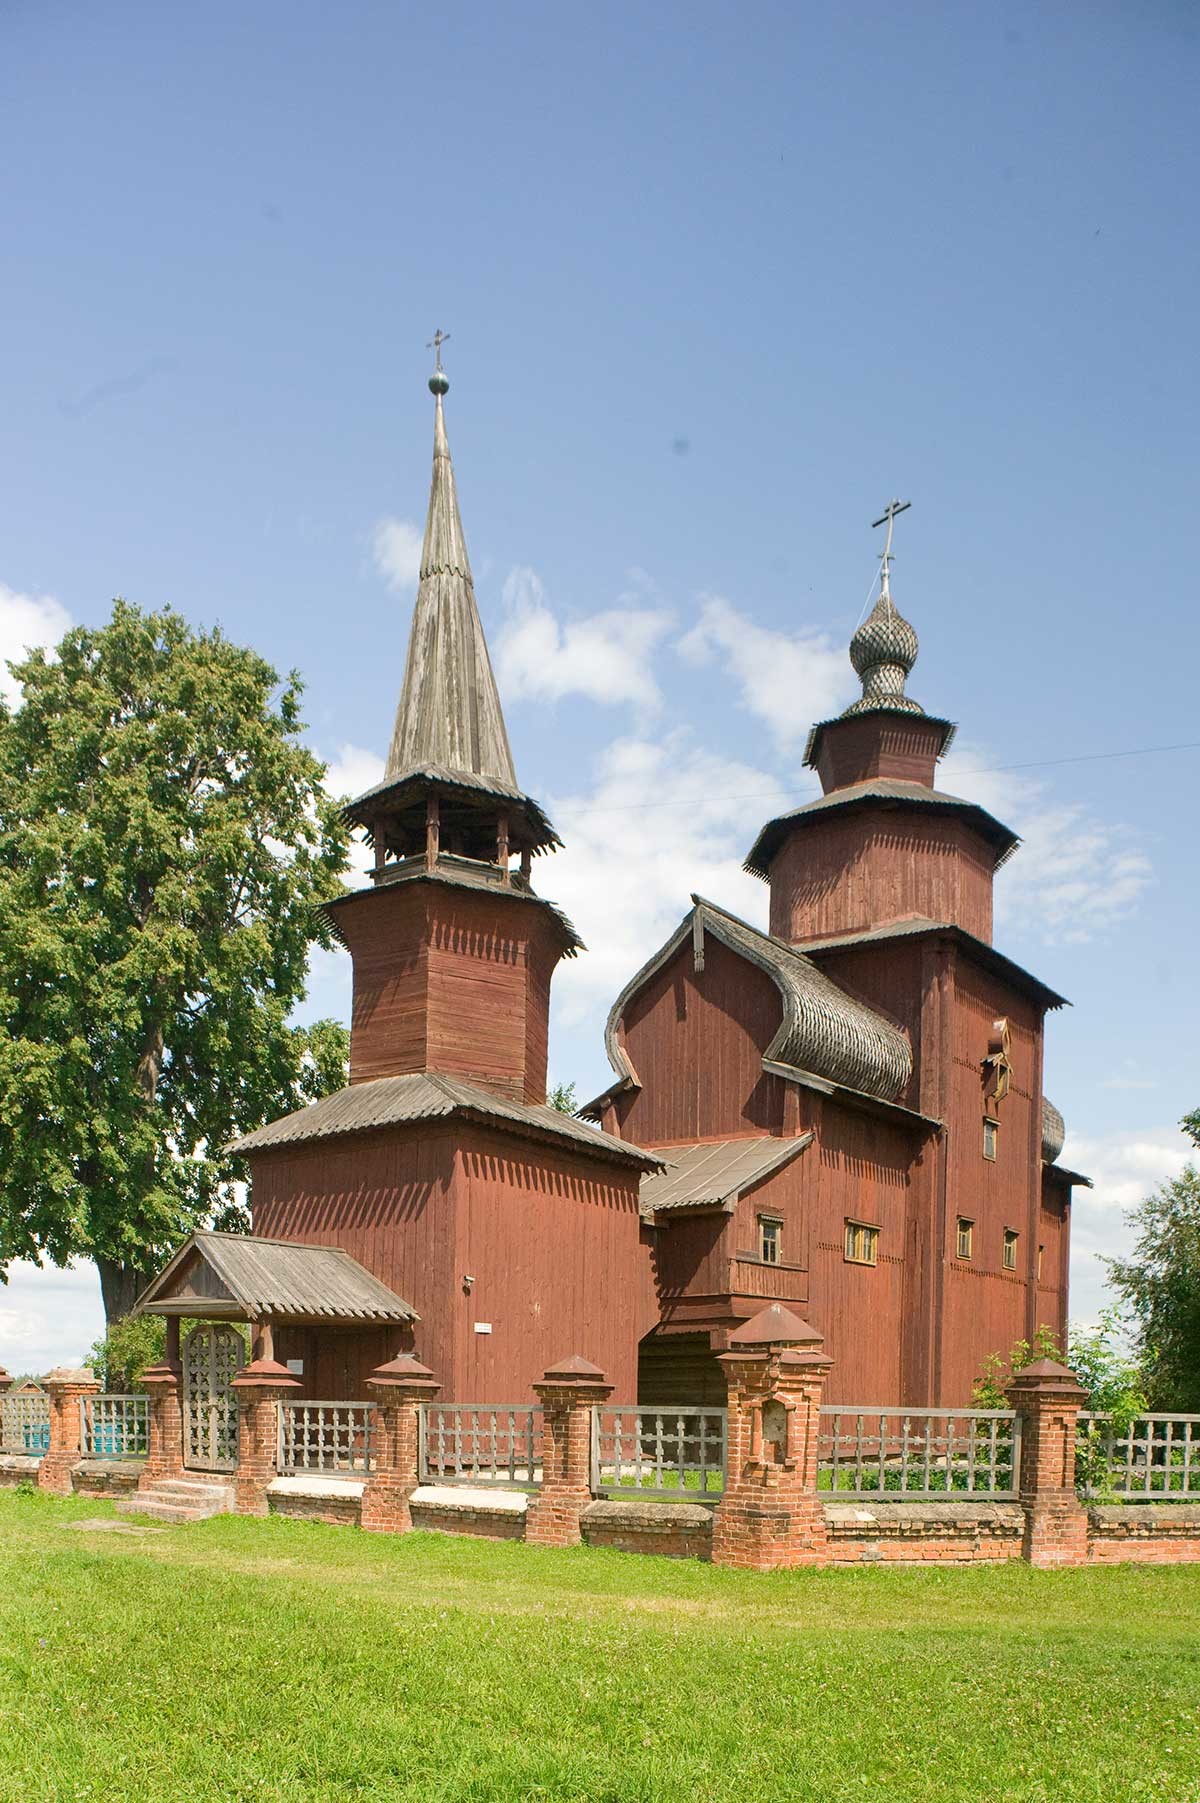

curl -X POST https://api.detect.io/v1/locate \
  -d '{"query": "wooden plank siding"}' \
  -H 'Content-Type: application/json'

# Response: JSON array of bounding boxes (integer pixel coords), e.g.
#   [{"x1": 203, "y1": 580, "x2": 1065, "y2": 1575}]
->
[
  {"x1": 770, "y1": 808, "x2": 996, "y2": 945},
  {"x1": 613, "y1": 935, "x2": 787, "y2": 1144},
  {"x1": 251, "y1": 1119, "x2": 648, "y2": 1403},
  {"x1": 336, "y1": 881, "x2": 566, "y2": 1103}
]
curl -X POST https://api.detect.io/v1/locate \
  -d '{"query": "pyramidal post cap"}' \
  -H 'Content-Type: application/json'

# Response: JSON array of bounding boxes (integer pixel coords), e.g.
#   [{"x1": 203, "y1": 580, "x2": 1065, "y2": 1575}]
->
[
  {"x1": 542, "y1": 1353, "x2": 607, "y2": 1381},
  {"x1": 1007, "y1": 1357, "x2": 1086, "y2": 1389},
  {"x1": 369, "y1": 1352, "x2": 438, "y2": 1385},
  {"x1": 729, "y1": 1303, "x2": 824, "y2": 1348},
  {"x1": 232, "y1": 1356, "x2": 301, "y2": 1389}
]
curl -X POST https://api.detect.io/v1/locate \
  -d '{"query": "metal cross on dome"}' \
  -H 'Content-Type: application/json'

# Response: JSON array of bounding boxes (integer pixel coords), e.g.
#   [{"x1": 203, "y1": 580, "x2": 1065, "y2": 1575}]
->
[
  {"x1": 427, "y1": 328, "x2": 450, "y2": 370},
  {"x1": 871, "y1": 498, "x2": 911, "y2": 601}
]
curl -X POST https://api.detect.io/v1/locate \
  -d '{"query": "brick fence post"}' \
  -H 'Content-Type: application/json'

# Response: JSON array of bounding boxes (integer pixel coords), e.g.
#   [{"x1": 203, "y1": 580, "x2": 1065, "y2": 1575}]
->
[
  {"x1": 361, "y1": 1354, "x2": 441, "y2": 1535},
  {"x1": 711, "y1": 1304, "x2": 832, "y2": 1571},
  {"x1": 525, "y1": 1355, "x2": 613, "y2": 1548},
  {"x1": 38, "y1": 1367, "x2": 100, "y2": 1496},
  {"x1": 1007, "y1": 1357, "x2": 1089, "y2": 1568},
  {"x1": 231, "y1": 1356, "x2": 301, "y2": 1516},
  {"x1": 139, "y1": 1319, "x2": 186, "y2": 1490}
]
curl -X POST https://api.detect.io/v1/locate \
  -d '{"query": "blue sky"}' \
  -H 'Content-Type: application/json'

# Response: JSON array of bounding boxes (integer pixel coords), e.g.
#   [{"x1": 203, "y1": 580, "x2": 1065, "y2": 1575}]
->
[{"x1": 2, "y1": 0, "x2": 1197, "y2": 1370}]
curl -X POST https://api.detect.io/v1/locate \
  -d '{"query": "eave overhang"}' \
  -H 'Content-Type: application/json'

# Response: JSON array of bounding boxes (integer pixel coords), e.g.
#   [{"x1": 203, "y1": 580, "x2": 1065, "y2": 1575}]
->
[
  {"x1": 798, "y1": 917, "x2": 1068, "y2": 1012},
  {"x1": 321, "y1": 859, "x2": 584, "y2": 956},
  {"x1": 744, "y1": 780, "x2": 1020, "y2": 883},
  {"x1": 803, "y1": 707, "x2": 958, "y2": 770},
  {"x1": 343, "y1": 765, "x2": 560, "y2": 856}
]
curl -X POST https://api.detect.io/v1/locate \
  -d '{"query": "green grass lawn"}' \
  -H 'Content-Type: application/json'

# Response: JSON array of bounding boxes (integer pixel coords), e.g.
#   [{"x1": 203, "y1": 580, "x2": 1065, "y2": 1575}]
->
[{"x1": 2, "y1": 1490, "x2": 1200, "y2": 1802}]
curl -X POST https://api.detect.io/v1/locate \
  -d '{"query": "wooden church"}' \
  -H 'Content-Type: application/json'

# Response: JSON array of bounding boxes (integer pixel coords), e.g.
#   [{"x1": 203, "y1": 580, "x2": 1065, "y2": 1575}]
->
[{"x1": 141, "y1": 358, "x2": 1088, "y2": 1410}]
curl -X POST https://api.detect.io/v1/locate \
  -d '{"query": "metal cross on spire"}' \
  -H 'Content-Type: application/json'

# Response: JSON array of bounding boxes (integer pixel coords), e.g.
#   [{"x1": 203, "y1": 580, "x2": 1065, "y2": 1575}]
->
[
  {"x1": 871, "y1": 498, "x2": 911, "y2": 604},
  {"x1": 427, "y1": 327, "x2": 450, "y2": 371}
]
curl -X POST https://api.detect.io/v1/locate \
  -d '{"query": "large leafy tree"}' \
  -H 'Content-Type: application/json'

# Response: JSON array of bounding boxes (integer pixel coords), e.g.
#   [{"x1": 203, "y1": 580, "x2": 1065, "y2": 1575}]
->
[
  {"x1": 0, "y1": 600, "x2": 351, "y2": 1324},
  {"x1": 1107, "y1": 1111, "x2": 1200, "y2": 1410}
]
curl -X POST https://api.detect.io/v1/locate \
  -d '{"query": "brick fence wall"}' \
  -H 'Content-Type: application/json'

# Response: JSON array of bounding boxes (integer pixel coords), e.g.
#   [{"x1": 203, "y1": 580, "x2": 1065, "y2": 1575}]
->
[{"x1": 10, "y1": 1334, "x2": 1200, "y2": 1573}]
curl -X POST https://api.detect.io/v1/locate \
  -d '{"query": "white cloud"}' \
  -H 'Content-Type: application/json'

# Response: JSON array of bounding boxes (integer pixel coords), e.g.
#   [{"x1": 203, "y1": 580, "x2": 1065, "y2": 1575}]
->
[
  {"x1": 942, "y1": 743, "x2": 1153, "y2": 942},
  {"x1": 495, "y1": 566, "x2": 671, "y2": 710},
  {"x1": 0, "y1": 1260, "x2": 105, "y2": 1376},
  {"x1": 0, "y1": 582, "x2": 72, "y2": 706},
  {"x1": 1063, "y1": 1122, "x2": 1193, "y2": 1324},
  {"x1": 370, "y1": 517, "x2": 423, "y2": 591},
  {"x1": 677, "y1": 594, "x2": 851, "y2": 749},
  {"x1": 546, "y1": 731, "x2": 786, "y2": 1030}
]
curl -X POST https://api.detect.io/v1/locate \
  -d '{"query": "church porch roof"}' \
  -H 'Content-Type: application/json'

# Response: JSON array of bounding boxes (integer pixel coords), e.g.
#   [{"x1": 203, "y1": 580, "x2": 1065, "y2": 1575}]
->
[
  {"x1": 134, "y1": 1231, "x2": 418, "y2": 1324},
  {"x1": 638, "y1": 1134, "x2": 814, "y2": 1220}
]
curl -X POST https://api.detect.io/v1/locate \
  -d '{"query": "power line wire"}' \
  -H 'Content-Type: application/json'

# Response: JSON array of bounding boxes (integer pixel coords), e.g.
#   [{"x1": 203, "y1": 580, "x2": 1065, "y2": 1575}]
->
[{"x1": 561, "y1": 738, "x2": 1200, "y2": 817}]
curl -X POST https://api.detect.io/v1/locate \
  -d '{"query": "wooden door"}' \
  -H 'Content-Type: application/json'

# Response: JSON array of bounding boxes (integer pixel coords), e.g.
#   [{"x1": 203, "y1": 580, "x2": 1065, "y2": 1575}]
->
[{"x1": 181, "y1": 1323, "x2": 244, "y2": 1470}]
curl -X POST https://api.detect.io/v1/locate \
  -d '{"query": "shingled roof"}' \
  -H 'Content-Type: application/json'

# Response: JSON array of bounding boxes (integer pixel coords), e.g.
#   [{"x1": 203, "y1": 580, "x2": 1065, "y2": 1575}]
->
[
  {"x1": 797, "y1": 917, "x2": 1068, "y2": 1011},
  {"x1": 135, "y1": 1231, "x2": 417, "y2": 1323},
  {"x1": 592, "y1": 895, "x2": 913, "y2": 1109},
  {"x1": 638, "y1": 1134, "x2": 813, "y2": 1220},
  {"x1": 229, "y1": 1071, "x2": 662, "y2": 1170}
]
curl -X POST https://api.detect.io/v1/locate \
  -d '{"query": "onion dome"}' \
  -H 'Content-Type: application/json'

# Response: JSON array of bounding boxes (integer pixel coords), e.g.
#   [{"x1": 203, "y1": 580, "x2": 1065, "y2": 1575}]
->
[{"x1": 842, "y1": 593, "x2": 924, "y2": 718}]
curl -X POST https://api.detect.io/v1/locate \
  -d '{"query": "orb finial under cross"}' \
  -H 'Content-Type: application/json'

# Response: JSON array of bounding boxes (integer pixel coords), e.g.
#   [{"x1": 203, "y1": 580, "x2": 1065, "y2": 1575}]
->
[{"x1": 427, "y1": 328, "x2": 450, "y2": 396}]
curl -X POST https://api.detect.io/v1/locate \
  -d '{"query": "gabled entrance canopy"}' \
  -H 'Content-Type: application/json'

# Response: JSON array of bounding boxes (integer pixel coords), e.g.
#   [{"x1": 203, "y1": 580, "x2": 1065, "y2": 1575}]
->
[{"x1": 134, "y1": 1231, "x2": 418, "y2": 1327}]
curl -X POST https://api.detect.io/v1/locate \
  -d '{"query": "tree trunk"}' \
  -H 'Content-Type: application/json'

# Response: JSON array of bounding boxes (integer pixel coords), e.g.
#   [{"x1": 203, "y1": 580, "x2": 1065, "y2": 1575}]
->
[{"x1": 96, "y1": 1256, "x2": 151, "y2": 1328}]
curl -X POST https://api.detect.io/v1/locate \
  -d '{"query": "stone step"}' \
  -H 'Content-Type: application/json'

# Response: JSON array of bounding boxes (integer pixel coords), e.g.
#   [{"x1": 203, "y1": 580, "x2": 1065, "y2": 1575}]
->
[
  {"x1": 115, "y1": 1496, "x2": 218, "y2": 1524},
  {"x1": 152, "y1": 1480, "x2": 235, "y2": 1502},
  {"x1": 115, "y1": 1477, "x2": 236, "y2": 1524}
]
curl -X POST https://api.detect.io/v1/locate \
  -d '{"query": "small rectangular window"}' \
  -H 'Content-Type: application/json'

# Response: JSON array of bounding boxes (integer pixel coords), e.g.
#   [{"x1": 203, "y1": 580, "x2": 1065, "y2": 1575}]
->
[
  {"x1": 1003, "y1": 1228, "x2": 1019, "y2": 1271},
  {"x1": 758, "y1": 1216, "x2": 782, "y2": 1265},
  {"x1": 983, "y1": 1119, "x2": 999, "y2": 1161},
  {"x1": 957, "y1": 1217, "x2": 974, "y2": 1260},
  {"x1": 1037, "y1": 1243, "x2": 1045, "y2": 1281},
  {"x1": 844, "y1": 1220, "x2": 879, "y2": 1266}
]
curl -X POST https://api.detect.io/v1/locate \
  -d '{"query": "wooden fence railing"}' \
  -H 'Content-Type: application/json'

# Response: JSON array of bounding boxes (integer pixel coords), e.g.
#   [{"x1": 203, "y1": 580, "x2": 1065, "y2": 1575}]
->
[
  {"x1": 818, "y1": 1407, "x2": 1021, "y2": 1499},
  {"x1": 277, "y1": 1401, "x2": 375, "y2": 1476},
  {"x1": 418, "y1": 1405, "x2": 542, "y2": 1487},
  {"x1": 79, "y1": 1394, "x2": 150, "y2": 1459},
  {"x1": 590, "y1": 1407, "x2": 727, "y2": 1498},
  {"x1": 0, "y1": 1390, "x2": 51, "y2": 1455},
  {"x1": 1077, "y1": 1413, "x2": 1200, "y2": 1499}
]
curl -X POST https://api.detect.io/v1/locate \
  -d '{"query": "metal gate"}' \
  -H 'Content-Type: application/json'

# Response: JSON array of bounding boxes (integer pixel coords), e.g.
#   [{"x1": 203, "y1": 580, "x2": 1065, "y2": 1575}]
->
[{"x1": 182, "y1": 1323, "x2": 244, "y2": 1471}]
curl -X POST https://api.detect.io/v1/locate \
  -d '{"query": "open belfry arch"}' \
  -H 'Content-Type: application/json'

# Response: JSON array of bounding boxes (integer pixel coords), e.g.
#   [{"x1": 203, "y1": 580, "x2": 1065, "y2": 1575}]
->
[{"x1": 135, "y1": 363, "x2": 1088, "y2": 1423}]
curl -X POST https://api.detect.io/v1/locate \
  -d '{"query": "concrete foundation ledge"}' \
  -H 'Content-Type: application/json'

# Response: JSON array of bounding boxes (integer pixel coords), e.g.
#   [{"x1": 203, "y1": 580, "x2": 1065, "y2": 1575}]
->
[
  {"x1": 268, "y1": 1475, "x2": 366, "y2": 1500},
  {"x1": 1089, "y1": 1504, "x2": 1200, "y2": 1532},
  {"x1": 71, "y1": 1460, "x2": 145, "y2": 1497},
  {"x1": 824, "y1": 1501, "x2": 1024, "y2": 1530},
  {"x1": 0, "y1": 1454, "x2": 42, "y2": 1486},
  {"x1": 582, "y1": 1499, "x2": 715, "y2": 1533},
  {"x1": 408, "y1": 1484, "x2": 529, "y2": 1514}
]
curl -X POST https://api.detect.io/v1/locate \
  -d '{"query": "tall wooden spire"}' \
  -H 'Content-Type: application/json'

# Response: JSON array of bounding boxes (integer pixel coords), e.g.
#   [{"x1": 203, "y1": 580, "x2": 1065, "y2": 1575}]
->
[
  {"x1": 384, "y1": 381, "x2": 518, "y2": 791},
  {"x1": 331, "y1": 351, "x2": 579, "y2": 1105},
  {"x1": 344, "y1": 358, "x2": 560, "y2": 866}
]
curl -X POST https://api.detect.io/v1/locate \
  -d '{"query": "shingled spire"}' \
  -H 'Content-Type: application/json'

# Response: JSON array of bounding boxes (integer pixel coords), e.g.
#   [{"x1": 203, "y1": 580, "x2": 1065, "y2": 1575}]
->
[
  {"x1": 344, "y1": 350, "x2": 560, "y2": 869},
  {"x1": 384, "y1": 370, "x2": 518, "y2": 790}
]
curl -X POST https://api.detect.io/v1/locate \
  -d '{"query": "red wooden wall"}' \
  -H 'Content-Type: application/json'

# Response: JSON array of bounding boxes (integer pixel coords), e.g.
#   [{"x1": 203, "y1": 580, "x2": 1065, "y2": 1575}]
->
[
  {"x1": 333, "y1": 881, "x2": 565, "y2": 1103},
  {"x1": 251, "y1": 1118, "x2": 648, "y2": 1402},
  {"x1": 768, "y1": 807, "x2": 997, "y2": 945},
  {"x1": 612, "y1": 935, "x2": 787, "y2": 1144}
]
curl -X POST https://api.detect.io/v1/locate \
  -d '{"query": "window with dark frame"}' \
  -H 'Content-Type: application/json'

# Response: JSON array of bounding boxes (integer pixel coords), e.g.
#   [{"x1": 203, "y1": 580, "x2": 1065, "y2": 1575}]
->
[
  {"x1": 844, "y1": 1220, "x2": 879, "y2": 1266},
  {"x1": 1037, "y1": 1243, "x2": 1045, "y2": 1281},
  {"x1": 983, "y1": 1118, "x2": 999, "y2": 1161},
  {"x1": 758, "y1": 1215, "x2": 782, "y2": 1265},
  {"x1": 956, "y1": 1217, "x2": 974, "y2": 1260},
  {"x1": 1003, "y1": 1228, "x2": 1019, "y2": 1271}
]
